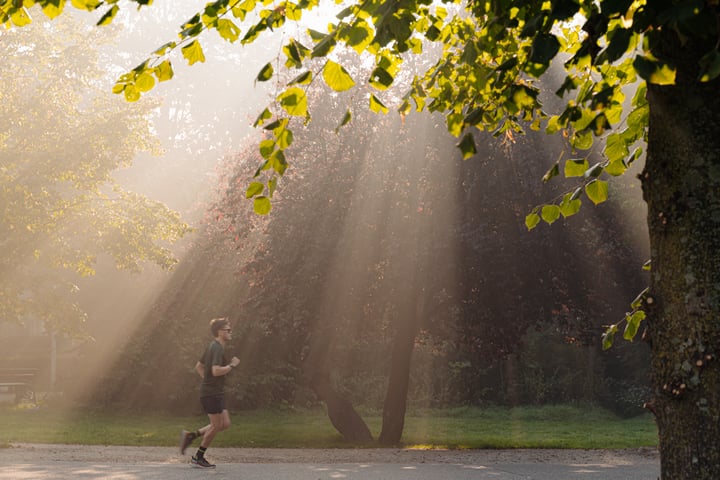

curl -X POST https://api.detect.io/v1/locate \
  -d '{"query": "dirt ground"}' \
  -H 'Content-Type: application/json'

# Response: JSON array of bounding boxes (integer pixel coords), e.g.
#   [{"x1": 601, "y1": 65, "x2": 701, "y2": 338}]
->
[{"x1": 3, "y1": 443, "x2": 660, "y2": 466}]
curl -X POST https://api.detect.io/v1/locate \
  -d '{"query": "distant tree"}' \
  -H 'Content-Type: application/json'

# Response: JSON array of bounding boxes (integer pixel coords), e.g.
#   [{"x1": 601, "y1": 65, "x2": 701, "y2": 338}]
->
[
  {"x1": 0, "y1": 16, "x2": 190, "y2": 333},
  {"x1": 8, "y1": 0, "x2": 720, "y2": 476}
]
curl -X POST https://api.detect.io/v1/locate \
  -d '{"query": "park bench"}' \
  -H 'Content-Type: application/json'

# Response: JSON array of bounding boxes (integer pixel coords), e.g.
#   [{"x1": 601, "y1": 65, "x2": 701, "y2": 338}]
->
[{"x1": 0, "y1": 367, "x2": 38, "y2": 404}]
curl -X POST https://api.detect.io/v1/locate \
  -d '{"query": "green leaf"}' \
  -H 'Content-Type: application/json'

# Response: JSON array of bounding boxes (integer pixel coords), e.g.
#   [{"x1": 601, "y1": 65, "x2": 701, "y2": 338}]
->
[
  {"x1": 571, "y1": 129, "x2": 593, "y2": 150},
  {"x1": 344, "y1": 20, "x2": 373, "y2": 53},
  {"x1": 245, "y1": 182, "x2": 265, "y2": 199},
  {"x1": 71, "y1": 0, "x2": 102, "y2": 11},
  {"x1": 630, "y1": 287, "x2": 649, "y2": 309},
  {"x1": 269, "y1": 149, "x2": 288, "y2": 175},
  {"x1": 123, "y1": 84, "x2": 141, "y2": 102},
  {"x1": 369, "y1": 66, "x2": 394, "y2": 90},
  {"x1": 525, "y1": 212, "x2": 541, "y2": 230},
  {"x1": 457, "y1": 132, "x2": 476, "y2": 160},
  {"x1": 232, "y1": 0, "x2": 256, "y2": 21},
  {"x1": 541, "y1": 204, "x2": 561, "y2": 224},
  {"x1": 181, "y1": 40, "x2": 206, "y2": 65},
  {"x1": 564, "y1": 159, "x2": 588, "y2": 178},
  {"x1": 153, "y1": 42, "x2": 177, "y2": 56},
  {"x1": 257, "y1": 62, "x2": 274, "y2": 82},
  {"x1": 278, "y1": 87, "x2": 308, "y2": 117},
  {"x1": 447, "y1": 112, "x2": 463, "y2": 137},
  {"x1": 585, "y1": 179, "x2": 609, "y2": 205},
  {"x1": 369, "y1": 94, "x2": 389, "y2": 114},
  {"x1": 323, "y1": 60, "x2": 355, "y2": 92},
  {"x1": 602, "y1": 324, "x2": 618, "y2": 350},
  {"x1": 135, "y1": 72, "x2": 156, "y2": 92},
  {"x1": 10, "y1": 8, "x2": 32, "y2": 26},
  {"x1": 604, "y1": 159, "x2": 627, "y2": 176},
  {"x1": 259, "y1": 139, "x2": 276, "y2": 159},
  {"x1": 153, "y1": 60, "x2": 174, "y2": 82},
  {"x1": 312, "y1": 33, "x2": 337, "y2": 58},
  {"x1": 623, "y1": 310, "x2": 646, "y2": 341},
  {"x1": 604, "y1": 132, "x2": 629, "y2": 163},
  {"x1": 633, "y1": 55, "x2": 676, "y2": 85},
  {"x1": 253, "y1": 108, "x2": 272, "y2": 127},
  {"x1": 542, "y1": 163, "x2": 560, "y2": 183},
  {"x1": 559, "y1": 192, "x2": 582, "y2": 218},
  {"x1": 529, "y1": 33, "x2": 560, "y2": 66},
  {"x1": 289, "y1": 71, "x2": 312, "y2": 85},
  {"x1": 216, "y1": 18, "x2": 241, "y2": 43},
  {"x1": 97, "y1": 5, "x2": 119, "y2": 25},
  {"x1": 275, "y1": 127, "x2": 293, "y2": 149},
  {"x1": 335, "y1": 109, "x2": 352, "y2": 133},
  {"x1": 268, "y1": 177, "x2": 278, "y2": 197},
  {"x1": 584, "y1": 163, "x2": 604, "y2": 178},
  {"x1": 254, "y1": 196, "x2": 272, "y2": 215},
  {"x1": 699, "y1": 50, "x2": 720, "y2": 82}
]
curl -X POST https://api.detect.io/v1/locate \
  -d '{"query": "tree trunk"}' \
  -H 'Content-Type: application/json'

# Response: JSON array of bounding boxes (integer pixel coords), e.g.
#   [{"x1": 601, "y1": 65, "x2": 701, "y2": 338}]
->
[
  {"x1": 378, "y1": 303, "x2": 420, "y2": 445},
  {"x1": 309, "y1": 373, "x2": 373, "y2": 443},
  {"x1": 643, "y1": 35, "x2": 720, "y2": 478}
]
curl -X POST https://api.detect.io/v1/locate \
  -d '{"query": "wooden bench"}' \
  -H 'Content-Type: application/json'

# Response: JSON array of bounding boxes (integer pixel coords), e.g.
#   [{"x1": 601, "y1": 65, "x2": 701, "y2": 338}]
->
[{"x1": 0, "y1": 368, "x2": 38, "y2": 404}]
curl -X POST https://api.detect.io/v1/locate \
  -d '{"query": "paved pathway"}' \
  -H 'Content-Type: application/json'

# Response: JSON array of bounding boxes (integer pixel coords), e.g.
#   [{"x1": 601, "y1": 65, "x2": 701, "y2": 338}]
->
[
  {"x1": 0, "y1": 444, "x2": 660, "y2": 479},
  {"x1": 1, "y1": 461, "x2": 661, "y2": 479}
]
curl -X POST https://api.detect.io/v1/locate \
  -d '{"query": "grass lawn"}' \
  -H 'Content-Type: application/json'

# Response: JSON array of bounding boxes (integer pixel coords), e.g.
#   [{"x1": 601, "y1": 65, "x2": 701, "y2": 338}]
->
[{"x1": 0, "y1": 404, "x2": 657, "y2": 449}]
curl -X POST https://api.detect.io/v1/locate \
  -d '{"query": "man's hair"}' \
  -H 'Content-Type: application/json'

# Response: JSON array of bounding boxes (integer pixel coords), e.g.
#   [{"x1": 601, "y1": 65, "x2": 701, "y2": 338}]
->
[{"x1": 210, "y1": 317, "x2": 230, "y2": 337}]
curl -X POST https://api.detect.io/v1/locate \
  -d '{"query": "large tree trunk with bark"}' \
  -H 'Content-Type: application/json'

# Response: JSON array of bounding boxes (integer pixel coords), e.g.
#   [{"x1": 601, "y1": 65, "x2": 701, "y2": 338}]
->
[
  {"x1": 643, "y1": 33, "x2": 720, "y2": 479},
  {"x1": 378, "y1": 298, "x2": 421, "y2": 445},
  {"x1": 309, "y1": 373, "x2": 373, "y2": 443}
]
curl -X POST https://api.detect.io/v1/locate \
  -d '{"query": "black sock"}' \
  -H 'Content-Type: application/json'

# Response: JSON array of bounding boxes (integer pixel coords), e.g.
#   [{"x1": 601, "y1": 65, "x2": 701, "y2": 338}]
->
[
  {"x1": 197, "y1": 446, "x2": 207, "y2": 458},
  {"x1": 193, "y1": 430, "x2": 202, "y2": 439}
]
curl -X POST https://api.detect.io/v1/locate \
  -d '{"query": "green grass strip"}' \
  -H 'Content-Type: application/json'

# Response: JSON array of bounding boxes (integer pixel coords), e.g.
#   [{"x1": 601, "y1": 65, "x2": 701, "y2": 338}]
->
[{"x1": 0, "y1": 404, "x2": 657, "y2": 449}]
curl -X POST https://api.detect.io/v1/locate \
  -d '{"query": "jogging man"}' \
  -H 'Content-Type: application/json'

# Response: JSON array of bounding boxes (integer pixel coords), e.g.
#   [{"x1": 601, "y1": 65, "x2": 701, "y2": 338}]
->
[{"x1": 179, "y1": 317, "x2": 240, "y2": 468}]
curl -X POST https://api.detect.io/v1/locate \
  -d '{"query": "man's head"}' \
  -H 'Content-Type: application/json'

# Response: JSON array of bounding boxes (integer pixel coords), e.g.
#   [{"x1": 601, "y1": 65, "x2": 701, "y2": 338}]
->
[{"x1": 210, "y1": 317, "x2": 231, "y2": 337}]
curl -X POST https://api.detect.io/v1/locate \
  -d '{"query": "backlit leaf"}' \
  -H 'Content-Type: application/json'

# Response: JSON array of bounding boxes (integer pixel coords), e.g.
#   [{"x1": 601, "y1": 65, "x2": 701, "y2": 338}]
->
[
  {"x1": 257, "y1": 62, "x2": 274, "y2": 82},
  {"x1": 289, "y1": 71, "x2": 312, "y2": 85},
  {"x1": 254, "y1": 196, "x2": 272, "y2": 215},
  {"x1": 602, "y1": 324, "x2": 618, "y2": 350},
  {"x1": 245, "y1": 182, "x2": 265, "y2": 199},
  {"x1": 633, "y1": 55, "x2": 676, "y2": 85},
  {"x1": 278, "y1": 87, "x2": 308, "y2": 116},
  {"x1": 585, "y1": 179, "x2": 609, "y2": 205},
  {"x1": 525, "y1": 212, "x2": 541, "y2": 230},
  {"x1": 564, "y1": 159, "x2": 588, "y2": 178},
  {"x1": 541, "y1": 204, "x2": 561, "y2": 224},
  {"x1": 135, "y1": 72, "x2": 155, "y2": 92},
  {"x1": 154, "y1": 60, "x2": 174, "y2": 82},
  {"x1": 457, "y1": 132, "x2": 476, "y2": 159},
  {"x1": 253, "y1": 108, "x2": 272, "y2": 127},
  {"x1": 543, "y1": 163, "x2": 560, "y2": 183},
  {"x1": 335, "y1": 109, "x2": 352, "y2": 133},
  {"x1": 181, "y1": 40, "x2": 206, "y2": 65},
  {"x1": 323, "y1": 60, "x2": 355, "y2": 92},
  {"x1": 217, "y1": 18, "x2": 241, "y2": 43},
  {"x1": 96, "y1": 5, "x2": 118, "y2": 25},
  {"x1": 559, "y1": 192, "x2": 582, "y2": 217},
  {"x1": 369, "y1": 94, "x2": 388, "y2": 114},
  {"x1": 623, "y1": 310, "x2": 646, "y2": 341}
]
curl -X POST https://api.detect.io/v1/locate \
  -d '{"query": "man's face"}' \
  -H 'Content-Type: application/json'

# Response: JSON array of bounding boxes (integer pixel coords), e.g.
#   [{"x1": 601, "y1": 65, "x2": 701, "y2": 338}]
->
[{"x1": 220, "y1": 326, "x2": 233, "y2": 340}]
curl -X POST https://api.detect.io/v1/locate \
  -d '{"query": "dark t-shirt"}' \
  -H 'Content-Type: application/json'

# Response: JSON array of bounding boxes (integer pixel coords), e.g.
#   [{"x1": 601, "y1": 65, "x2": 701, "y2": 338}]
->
[{"x1": 199, "y1": 340, "x2": 227, "y2": 398}]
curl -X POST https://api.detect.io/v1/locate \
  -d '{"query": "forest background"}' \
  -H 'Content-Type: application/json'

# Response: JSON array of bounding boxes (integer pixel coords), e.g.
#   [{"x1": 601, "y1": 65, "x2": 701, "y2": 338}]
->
[{"x1": 1, "y1": 4, "x2": 651, "y2": 434}]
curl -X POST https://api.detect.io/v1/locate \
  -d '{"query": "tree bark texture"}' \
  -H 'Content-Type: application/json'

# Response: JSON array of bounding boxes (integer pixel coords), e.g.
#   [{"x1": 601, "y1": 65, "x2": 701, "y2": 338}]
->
[
  {"x1": 378, "y1": 303, "x2": 420, "y2": 445},
  {"x1": 309, "y1": 373, "x2": 373, "y2": 443},
  {"x1": 643, "y1": 33, "x2": 720, "y2": 479}
]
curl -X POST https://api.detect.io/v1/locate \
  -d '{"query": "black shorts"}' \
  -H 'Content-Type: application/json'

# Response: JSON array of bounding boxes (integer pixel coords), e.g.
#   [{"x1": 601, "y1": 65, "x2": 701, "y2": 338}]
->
[{"x1": 200, "y1": 394, "x2": 225, "y2": 414}]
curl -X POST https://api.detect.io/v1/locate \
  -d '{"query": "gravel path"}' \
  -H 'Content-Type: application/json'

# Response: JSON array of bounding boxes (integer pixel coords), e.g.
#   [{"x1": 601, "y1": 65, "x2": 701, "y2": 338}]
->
[{"x1": 2, "y1": 443, "x2": 660, "y2": 465}]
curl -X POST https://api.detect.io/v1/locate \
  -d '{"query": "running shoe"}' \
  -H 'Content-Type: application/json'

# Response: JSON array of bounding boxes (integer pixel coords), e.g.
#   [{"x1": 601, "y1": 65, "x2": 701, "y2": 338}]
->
[{"x1": 191, "y1": 455, "x2": 216, "y2": 468}]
